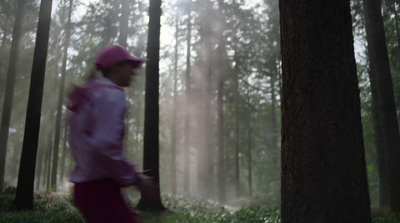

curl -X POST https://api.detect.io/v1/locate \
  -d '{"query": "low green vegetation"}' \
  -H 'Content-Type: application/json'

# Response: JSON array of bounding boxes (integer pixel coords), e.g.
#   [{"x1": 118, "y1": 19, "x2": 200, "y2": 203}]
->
[
  {"x1": 0, "y1": 186, "x2": 84, "y2": 223},
  {"x1": 0, "y1": 187, "x2": 399, "y2": 223},
  {"x1": 140, "y1": 193, "x2": 280, "y2": 223}
]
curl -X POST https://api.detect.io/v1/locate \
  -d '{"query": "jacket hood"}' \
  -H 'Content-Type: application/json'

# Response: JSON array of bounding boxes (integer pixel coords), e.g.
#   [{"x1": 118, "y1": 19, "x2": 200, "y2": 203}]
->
[
  {"x1": 67, "y1": 77, "x2": 123, "y2": 112},
  {"x1": 68, "y1": 86, "x2": 90, "y2": 112}
]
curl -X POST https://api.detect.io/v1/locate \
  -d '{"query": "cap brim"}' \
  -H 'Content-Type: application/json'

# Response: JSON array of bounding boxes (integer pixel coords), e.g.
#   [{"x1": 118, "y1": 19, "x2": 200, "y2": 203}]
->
[{"x1": 128, "y1": 57, "x2": 148, "y2": 69}]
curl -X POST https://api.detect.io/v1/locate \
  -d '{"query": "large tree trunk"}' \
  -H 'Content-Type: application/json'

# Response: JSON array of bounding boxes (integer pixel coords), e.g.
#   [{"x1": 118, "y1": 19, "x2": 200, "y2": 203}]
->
[
  {"x1": 137, "y1": 0, "x2": 165, "y2": 212},
  {"x1": 279, "y1": 0, "x2": 371, "y2": 222},
  {"x1": 0, "y1": 0, "x2": 25, "y2": 192},
  {"x1": 183, "y1": 4, "x2": 192, "y2": 194},
  {"x1": 51, "y1": 0, "x2": 73, "y2": 190},
  {"x1": 364, "y1": 0, "x2": 400, "y2": 213},
  {"x1": 15, "y1": 0, "x2": 53, "y2": 210}
]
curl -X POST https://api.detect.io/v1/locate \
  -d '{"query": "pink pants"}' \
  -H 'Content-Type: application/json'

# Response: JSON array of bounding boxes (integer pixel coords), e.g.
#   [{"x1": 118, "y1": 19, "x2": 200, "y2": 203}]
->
[{"x1": 73, "y1": 179, "x2": 138, "y2": 223}]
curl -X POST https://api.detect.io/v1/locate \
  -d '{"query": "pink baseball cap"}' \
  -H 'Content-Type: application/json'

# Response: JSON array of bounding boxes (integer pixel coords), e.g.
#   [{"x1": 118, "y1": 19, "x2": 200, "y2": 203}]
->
[{"x1": 95, "y1": 45, "x2": 148, "y2": 71}]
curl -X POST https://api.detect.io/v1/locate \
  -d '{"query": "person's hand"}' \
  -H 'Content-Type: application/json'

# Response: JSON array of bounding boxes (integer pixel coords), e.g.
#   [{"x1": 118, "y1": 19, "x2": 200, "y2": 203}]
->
[{"x1": 136, "y1": 174, "x2": 159, "y2": 202}]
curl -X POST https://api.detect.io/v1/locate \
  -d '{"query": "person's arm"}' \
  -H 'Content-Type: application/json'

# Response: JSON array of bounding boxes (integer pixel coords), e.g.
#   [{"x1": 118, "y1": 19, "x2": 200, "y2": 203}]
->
[{"x1": 90, "y1": 89, "x2": 140, "y2": 186}]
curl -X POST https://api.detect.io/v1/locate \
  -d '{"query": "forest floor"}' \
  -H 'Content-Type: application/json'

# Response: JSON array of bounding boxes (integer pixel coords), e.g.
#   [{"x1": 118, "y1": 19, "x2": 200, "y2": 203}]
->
[{"x1": 0, "y1": 186, "x2": 399, "y2": 223}]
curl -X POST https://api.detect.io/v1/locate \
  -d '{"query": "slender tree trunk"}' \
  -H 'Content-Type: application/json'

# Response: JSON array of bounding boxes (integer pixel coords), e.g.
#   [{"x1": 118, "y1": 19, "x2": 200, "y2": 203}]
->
[
  {"x1": 394, "y1": 3, "x2": 400, "y2": 46},
  {"x1": 371, "y1": 82, "x2": 390, "y2": 209},
  {"x1": 35, "y1": 142, "x2": 44, "y2": 191},
  {"x1": 216, "y1": 0, "x2": 226, "y2": 203},
  {"x1": 118, "y1": 0, "x2": 134, "y2": 152},
  {"x1": 270, "y1": 64, "x2": 278, "y2": 165},
  {"x1": 196, "y1": 9, "x2": 204, "y2": 197},
  {"x1": 10, "y1": 140, "x2": 21, "y2": 178},
  {"x1": 233, "y1": 47, "x2": 240, "y2": 197},
  {"x1": 47, "y1": 134, "x2": 53, "y2": 189},
  {"x1": 280, "y1": 0, "x2": 371, "y2": 222},
  {"x1": 0, "y1": 0, "x2": 25, "y2": 192},
  {"x1": 197, "y1": 3, "x2": 213, "y2": 197},
  {"x1": 216, "y1": 39, "x2": 225, "y2": 203},
  {"x1": 244, "y1": 80, "x2": 253, "y2": 198},
  {"x1": 364, "y1": 0, "x2": 400, "y2": 214},
  {"x1": 119, "y1": 0, "x2": 131, "y2": 150},
  {"x1": 170, "y1": 9, "x2": 179, "y2": 194},
  {"x1": 0, "y1": 31, "x2": 8, "y2": 88},
  {"x1": 217, "y1": 78, "x2": 225, "y2": 202},
  {"x1": 204, "y1": 26, "x2": 213, "y2": 200},
  {"x1": 137, "y1": 0, "x2": 165, "y2": 212},
  {"x1": 183, "y1": 5, "x2": 192, "y2": 194},
  {"x1": 60, "y1": 126, "x2": 68, "y2": 182},
  {"x1": 247, "y1": 117, "x2": 252, "y2": 198},
  {"x1": 15, "y1": 0, "x2": 53, "y2": 210},
  {"x1": 365, "y1": 3, "x2": 390, "y2": 208},
  {"x1": 118, "y1": 0, "x2": 130, "y2": 47},
  {"x1": 42, "y1": 133, "x2": 51, "y2": 189},
  {"x1": 51, "y1": 0, "x2": 73, "y2": 190},
  {"x1": 216, "y1": 68, "x2": 225, "y2": 200},
  {"x1": 35, "y1": 129, "x2": 48, "y2": 190}
]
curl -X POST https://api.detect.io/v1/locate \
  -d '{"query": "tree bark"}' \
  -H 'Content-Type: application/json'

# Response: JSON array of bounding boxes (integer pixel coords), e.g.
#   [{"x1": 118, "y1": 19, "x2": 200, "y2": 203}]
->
[
  {"x1": 280, "y1": 0, "x2": 371, "y2": 222},
  {"x1": 0, "y1": 0, "x2": 25, "y2": 192},
  {"x1": 15, "y1": 0, "x2": 53, "y2": 210},
  {"x1": 364, "y1": 0, "x2": 400, "y2": 213},
  {"x1": 137, "y1": 0, "x2": 165, "y2": 212}
]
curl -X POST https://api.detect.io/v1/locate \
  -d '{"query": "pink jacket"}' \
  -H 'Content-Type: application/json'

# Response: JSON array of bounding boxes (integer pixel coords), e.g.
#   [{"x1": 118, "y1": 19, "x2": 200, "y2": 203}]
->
[{"x1": 67, "y1": 76, "x2": 139, "y2": 187}]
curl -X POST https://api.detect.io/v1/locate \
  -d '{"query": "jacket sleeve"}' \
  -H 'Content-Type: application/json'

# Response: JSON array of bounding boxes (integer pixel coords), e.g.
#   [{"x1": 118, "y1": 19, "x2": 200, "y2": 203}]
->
[{"x1": 90, "y1": 89, "x2": 140, "y2": 187}]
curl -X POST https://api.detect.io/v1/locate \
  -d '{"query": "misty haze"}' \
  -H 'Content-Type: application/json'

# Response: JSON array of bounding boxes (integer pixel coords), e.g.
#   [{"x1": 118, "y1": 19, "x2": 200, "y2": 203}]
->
[{"x1": 0, "y1": 0, "x2": 399, "y2": 222}]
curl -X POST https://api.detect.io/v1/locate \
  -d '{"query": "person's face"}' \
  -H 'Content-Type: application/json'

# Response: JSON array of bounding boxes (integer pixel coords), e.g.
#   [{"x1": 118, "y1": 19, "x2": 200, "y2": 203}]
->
[{"x1": 110, "y1": 61, "x2": 136, "y2": 87}]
